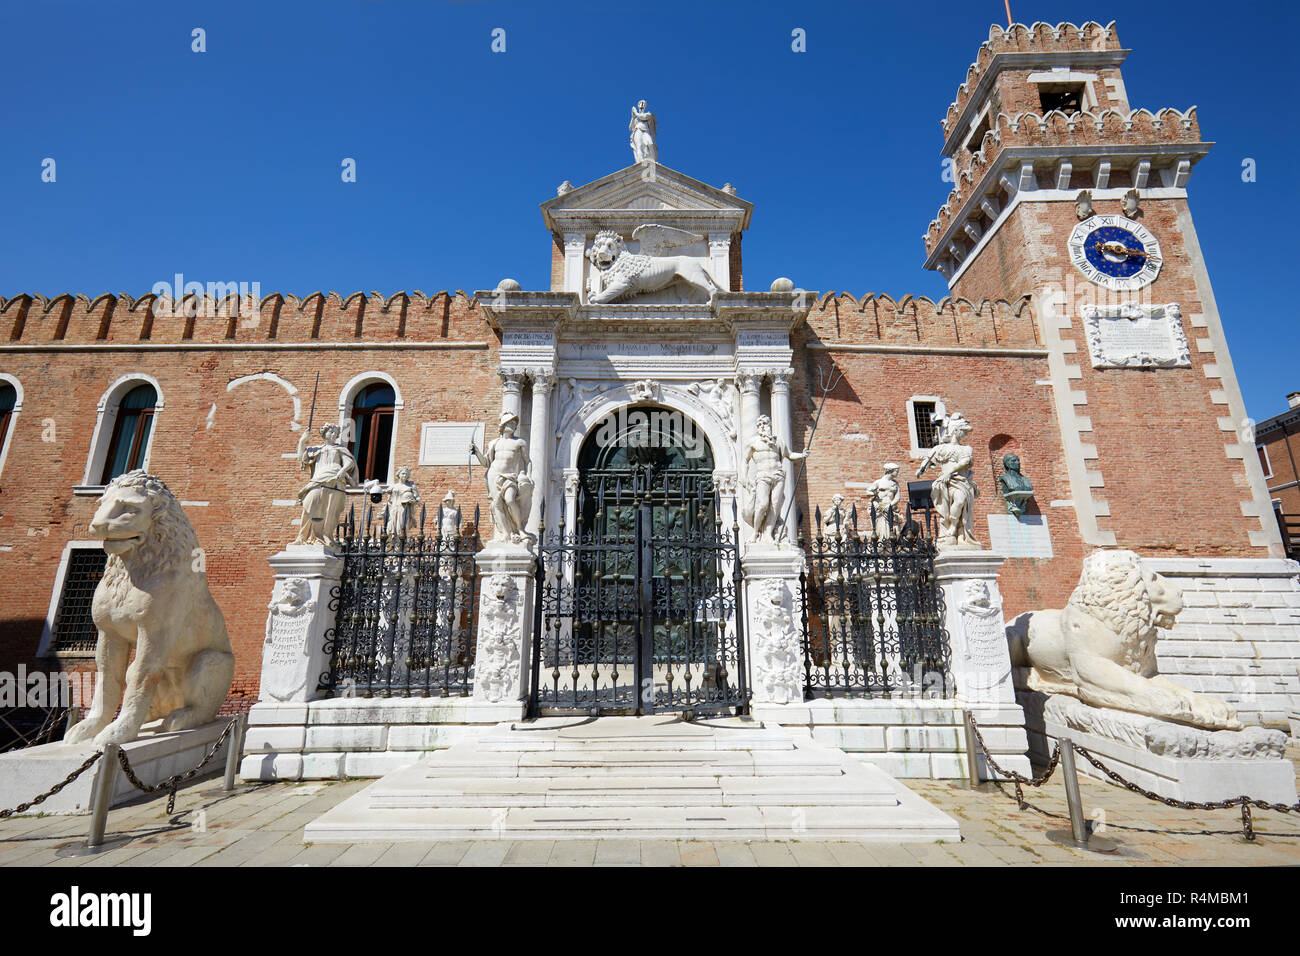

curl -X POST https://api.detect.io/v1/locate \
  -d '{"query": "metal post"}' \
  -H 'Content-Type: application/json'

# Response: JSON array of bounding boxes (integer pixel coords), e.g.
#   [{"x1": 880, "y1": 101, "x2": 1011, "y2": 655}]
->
[
  {"x1": 64, "y1": 706, "x2": 81, "y2": 737},
  {"x1": 1059, "y1": 737, "x2": 1088, "y2": 844},
  {"x1": 86, "y1": 743, "x2": 119, "y2": 849},
  {"x1": 962, "y1": 709, "x2": 981, "y2": 787},
  {"x1": 223, "y1": 713, "x2": 247, "y2": 792}
]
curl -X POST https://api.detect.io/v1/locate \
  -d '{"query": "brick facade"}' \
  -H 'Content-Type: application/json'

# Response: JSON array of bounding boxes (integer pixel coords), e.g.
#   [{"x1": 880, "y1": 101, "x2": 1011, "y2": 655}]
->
[{"x1": 1, "y1": 20, "x2": 1294, "y2": 728}]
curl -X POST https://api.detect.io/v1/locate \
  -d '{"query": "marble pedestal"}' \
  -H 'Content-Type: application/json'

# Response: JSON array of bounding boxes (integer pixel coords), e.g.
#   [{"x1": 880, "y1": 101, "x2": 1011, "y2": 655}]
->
[
  {"x1": 742, "y1": 545, "x2": 805, "y2": 705},
  {"x1": 469, "y1": 541, "x2": 534, "y2": 718},
  {"x1": 0, "y1": 720, "x2": 232, "y2": 815},
  {"x1": 256, "y1": 545, "x2": 344, "y2": 705},
  {"x1": 1042, "y1": 695, "x2": 1297, "y2": 804},
  {"x1": 933, "y1": 548, "x2": 1018, "y2": 705}
]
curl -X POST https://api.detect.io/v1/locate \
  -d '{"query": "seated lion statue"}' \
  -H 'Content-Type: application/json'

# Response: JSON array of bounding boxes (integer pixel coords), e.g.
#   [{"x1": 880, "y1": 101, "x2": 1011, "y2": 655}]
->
[
  {"x1": 1007, "y1": 549, "x2": 1240, "y2": 731},
  {"x1": 585, "y1": 229, "x2": 721, "y2": 304},
  {"x1": 65, "y1": 471, "x2": 235, "y2": 746}
]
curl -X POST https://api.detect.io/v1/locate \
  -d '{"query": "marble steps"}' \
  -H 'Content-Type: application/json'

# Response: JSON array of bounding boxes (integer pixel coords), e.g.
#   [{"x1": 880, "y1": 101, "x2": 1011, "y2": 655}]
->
[{"x1": 304, "y1": 717, "x2": 962, "y2": 842}]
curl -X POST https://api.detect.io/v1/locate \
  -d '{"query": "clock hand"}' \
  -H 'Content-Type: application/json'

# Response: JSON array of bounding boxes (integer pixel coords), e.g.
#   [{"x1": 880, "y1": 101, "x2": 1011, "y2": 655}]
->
[{"x1": 1098, "y1": 240, "x2": 1150, "y2": 258}]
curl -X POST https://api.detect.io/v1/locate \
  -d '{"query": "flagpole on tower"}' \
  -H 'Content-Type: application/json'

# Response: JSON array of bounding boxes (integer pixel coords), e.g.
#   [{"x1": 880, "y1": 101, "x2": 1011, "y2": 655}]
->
[{"x1": 1004, "y1": 0, "x2": 1013, "y2": 28}]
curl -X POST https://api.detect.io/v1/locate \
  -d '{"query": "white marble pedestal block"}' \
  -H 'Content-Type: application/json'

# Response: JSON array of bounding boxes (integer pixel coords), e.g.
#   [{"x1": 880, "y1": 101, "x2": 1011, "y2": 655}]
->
[
  {"x1": 933, "y1": 549, "x2": 1018, "y2": 706},
  {"x1": 470, "y1": 541, "x2": 534, "y2": 716},
  {"x1": 1043, "y1": 695, "x2": 1298, "y2": 803},
  {"x1": 0, "y1": 720, "x2": 231, "y2": 814},
  {"x1": 742, "y1": 545, "x2": 805, "y2": 705},
  {"x1": 256, "y1": 545, "x2": 344, "y2": 704}
]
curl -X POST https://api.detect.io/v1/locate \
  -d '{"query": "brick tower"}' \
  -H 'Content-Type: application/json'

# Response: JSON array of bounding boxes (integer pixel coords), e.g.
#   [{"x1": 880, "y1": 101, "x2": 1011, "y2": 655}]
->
[{"x1": 922, "y1": 21, "x2": 1282, "y2": 561}]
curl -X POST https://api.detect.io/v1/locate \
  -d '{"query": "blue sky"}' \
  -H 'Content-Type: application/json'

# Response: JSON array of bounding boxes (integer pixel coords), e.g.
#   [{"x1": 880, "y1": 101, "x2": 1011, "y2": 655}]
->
[{"x1": 1, "y1": 0, "x2": 1296, "y2": 417}]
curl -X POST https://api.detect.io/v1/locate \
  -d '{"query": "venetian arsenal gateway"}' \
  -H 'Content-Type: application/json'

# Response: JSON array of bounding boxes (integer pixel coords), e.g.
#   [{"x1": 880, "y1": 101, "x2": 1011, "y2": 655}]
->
[{"x1": 0, "y1": 21, "x2": 1296, "y2": 841}]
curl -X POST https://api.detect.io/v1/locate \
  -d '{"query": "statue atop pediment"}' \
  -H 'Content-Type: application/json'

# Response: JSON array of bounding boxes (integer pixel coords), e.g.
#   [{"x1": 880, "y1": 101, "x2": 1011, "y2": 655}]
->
[{"x1": 629, "y1": 100, "x2": 657, "y2": 163}]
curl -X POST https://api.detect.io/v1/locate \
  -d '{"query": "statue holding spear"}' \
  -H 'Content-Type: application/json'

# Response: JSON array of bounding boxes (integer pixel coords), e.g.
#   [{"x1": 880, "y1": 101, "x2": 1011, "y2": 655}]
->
[{"x1": 293, "y1": 373, "x2": 359, "y2": 548}]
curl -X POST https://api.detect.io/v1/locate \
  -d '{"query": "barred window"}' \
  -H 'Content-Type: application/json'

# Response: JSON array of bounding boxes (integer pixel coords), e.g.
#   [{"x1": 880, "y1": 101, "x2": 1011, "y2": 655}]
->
[
  {"x1": 49, "y1": 548, "x2": 107, "y2": 653},
  {"x1": 912, "y1": 400, "x2": 940, "y2": 449}
]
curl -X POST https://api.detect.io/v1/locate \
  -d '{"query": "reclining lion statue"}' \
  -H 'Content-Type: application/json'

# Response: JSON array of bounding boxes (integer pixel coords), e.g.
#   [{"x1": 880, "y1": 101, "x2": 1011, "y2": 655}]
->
[
  {"x1": 1007, "y1": 549, "x2": 1240, "y2": 731},
  {"x1": 585, "y1": 228, "x2": 721, "y2": 304},
  {"x1": 65, "y1": 471, "x2": 235, "y2": 746}
]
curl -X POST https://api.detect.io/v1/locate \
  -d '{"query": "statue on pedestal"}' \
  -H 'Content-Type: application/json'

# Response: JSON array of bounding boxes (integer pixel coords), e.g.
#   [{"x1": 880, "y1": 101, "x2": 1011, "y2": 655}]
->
[
  {"x1": 294, "y1": 423, "x2": 359, "y2": 548},
  {"x1": 865, "y1": 463, "x2": 902, "y2": 540},
  {"x1": 382, "y1": 466, "x2": 421, "y2": 538},
  {"x1": 1009, "y1": 549, "x2": 1240, "y2": 730},
  {"x1": 470, "y1": 412, "x2": 534, "y2": 544},
  {"x1": 916, "y1": 412, "x2": 979, "y2": 549},
  {"x1": 439, "y1": 489, "x2": 462, "y2": 539},
  {"x1": 822, "y1": 493, "x2": 850, "y2": 542},
  {"x1": 742, "y1": 414, "x2": 805, "y2": 543},
  {"x1": 629, "y1": 99, "x2": 657, "y2": 163},
  {"x1": 996, "y1": 453, "x2": 1034, "y2": 518}
]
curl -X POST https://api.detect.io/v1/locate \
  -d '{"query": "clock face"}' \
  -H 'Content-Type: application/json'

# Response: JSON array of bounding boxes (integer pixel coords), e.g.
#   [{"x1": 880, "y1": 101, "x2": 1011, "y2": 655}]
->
[{"x1": 1067, "y1": 215, "x2": 1162, "y2": 291}]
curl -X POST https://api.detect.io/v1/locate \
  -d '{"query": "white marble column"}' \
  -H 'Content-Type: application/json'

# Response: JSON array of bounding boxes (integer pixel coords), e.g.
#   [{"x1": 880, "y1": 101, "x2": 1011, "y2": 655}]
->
[
  {"x1": 736, "y1": 372, "x2": 763, "y2": 451},
  {"x1": 500, "y1": 370, "x2": 525, "y2": 422},
  {"x1": 563, "y1": 233, "x2": 586, "y2": 296},
  {"x1": 708, "y1": 235, "x2": 731, "y2": 291},
  {"x1": 769, "y1": 368, "x2": 798, "y2": 543},
  {"x1": 527, "y1": 370, "x2": 553, "y2": 534}
]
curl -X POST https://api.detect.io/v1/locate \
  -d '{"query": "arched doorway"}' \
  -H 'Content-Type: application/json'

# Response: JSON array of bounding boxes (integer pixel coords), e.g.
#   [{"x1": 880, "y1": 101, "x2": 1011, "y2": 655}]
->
[{"x1": 530, "y1": 405, "x2": 748, "y2": 716}]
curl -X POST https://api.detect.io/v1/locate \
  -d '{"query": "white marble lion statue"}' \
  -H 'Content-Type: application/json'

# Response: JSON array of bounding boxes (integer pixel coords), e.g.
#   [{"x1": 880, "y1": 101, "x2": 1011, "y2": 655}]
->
[
  {"x1": 585, "y1": 226, "x2": 721, "y2": 304},
  {"x1": 1007, "y1": 549, "x2": 1240, "y2": 730},
  {"x1": 65, "y1": 471, "x2": 235, "y2": 746}
]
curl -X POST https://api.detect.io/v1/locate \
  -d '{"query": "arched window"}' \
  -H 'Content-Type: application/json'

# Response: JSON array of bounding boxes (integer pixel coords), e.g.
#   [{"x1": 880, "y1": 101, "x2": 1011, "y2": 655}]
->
[
  {"x1": 100, "y1": 383, "x2": 157, "y2": 483},
  {"x1": 0, "y1": 381, "x2": 15, "y2": 460},
  {"x1": 350, "y1": 383, "x2": 396, "y2": 483}
]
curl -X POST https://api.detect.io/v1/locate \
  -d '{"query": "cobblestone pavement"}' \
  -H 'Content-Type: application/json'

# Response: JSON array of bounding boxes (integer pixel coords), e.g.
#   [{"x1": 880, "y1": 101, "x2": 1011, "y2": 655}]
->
[{"x1": 1, "y1": 750, "x2": 1296, "y2": 867}]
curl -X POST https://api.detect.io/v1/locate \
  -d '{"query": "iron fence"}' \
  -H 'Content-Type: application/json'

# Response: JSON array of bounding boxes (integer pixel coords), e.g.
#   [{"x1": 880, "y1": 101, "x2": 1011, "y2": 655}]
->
[
  {"x1": 320, "y1": 502, "x2": 482, "y2": 698},
  {"x1": 799, "y1": 503, "x2": 951, "y2": 699}
]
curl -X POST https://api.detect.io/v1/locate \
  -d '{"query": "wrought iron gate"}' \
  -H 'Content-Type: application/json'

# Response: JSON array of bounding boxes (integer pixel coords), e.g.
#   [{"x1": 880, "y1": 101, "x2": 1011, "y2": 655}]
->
[
  {"x1": 321, "y1": 503, "x2": 482, "y2": 698},
  {"x1": 800, "y1": 503, "x2": 951, "y2": 699},
  {"x1": 529, "y1": 467, "x2": 748, "y2": 716}
]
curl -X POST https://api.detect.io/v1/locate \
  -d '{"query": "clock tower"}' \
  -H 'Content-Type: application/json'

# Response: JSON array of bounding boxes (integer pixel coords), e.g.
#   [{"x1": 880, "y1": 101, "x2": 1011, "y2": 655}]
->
[{"x1": 922, "y1": 20, "x2": 1284, "y2": 560}]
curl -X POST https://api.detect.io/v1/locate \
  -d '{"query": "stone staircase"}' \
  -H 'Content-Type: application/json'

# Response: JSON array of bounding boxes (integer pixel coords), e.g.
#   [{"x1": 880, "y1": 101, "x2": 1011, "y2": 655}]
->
[{"x1": 304, "y1": 716, "x2": 960, "y2": 842}]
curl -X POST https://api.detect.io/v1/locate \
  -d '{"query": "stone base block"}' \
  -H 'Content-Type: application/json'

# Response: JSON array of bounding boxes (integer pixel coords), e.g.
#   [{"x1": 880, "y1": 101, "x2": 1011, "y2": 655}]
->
[
  {"x1": 1043, "y1": 696, "x2": 1297, "y2": 804},
  {"x1": 0, "y1": 720, "x2": 232, "y2": 815},
  {"x1": 751, "y1": 698, "x2": 1030, "y2": 780},
  {"x1": 239, "y1": 697, "x2": 525, "y2": 781}
]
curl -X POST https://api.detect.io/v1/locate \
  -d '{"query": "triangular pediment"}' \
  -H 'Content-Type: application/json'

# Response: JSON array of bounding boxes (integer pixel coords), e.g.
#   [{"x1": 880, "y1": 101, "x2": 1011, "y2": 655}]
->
[{"x1": 541, "y1": 163, "x2": 752, "y2": 233}]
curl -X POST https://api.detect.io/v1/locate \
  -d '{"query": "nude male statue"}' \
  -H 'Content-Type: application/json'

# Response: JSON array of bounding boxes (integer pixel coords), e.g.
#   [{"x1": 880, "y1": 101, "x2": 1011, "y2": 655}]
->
[{"x1": 743, "y1": 414, "x2": 806, "y2": 542}]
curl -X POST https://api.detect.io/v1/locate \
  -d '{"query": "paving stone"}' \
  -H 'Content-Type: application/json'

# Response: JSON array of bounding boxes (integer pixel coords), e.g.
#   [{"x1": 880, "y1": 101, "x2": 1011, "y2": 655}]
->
[
  {"x1": 713, "y1": 841, "x2": 758, "y2": 866},
  {"x1": 678, "y1": 842, "x2": 719, "y2": 866},
  {"x1": 639, "y1": 841, "x2": 682, "y2": 866}
]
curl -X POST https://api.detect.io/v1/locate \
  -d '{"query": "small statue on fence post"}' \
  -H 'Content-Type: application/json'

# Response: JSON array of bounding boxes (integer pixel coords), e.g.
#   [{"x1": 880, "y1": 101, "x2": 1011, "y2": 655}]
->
[
  {"x1": 381, "y1": 466, "x2": 421, "y2": 538},
  {"x1": 470, "y1": 412, "x2": 534, "y2": 545},
  {"x1": 294, "y1": 423, "x2": 359, "y2": 548},
  {"x1": 822, "y1": 493, "x2": 850, "y2": 543},
  {"x1": 996, "y1": 453, "x2": 1034, "y2": 518},
  {"x1": 917, "y1": 412, "x2": 980, "y2": 549},
  {"x1": 865, "y1": 462, "x2": 902, "y2": 540},
  {"x1": 439, "y1": 489, "x2": 462, "y2": 539}
]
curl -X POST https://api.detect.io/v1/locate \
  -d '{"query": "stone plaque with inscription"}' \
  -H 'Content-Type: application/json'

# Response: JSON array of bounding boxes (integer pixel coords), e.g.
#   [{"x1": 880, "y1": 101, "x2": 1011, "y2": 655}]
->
[
  {"x1": 420, "y1": 422, "x2": 485, "y2": 467},
  {"x1": 1081, "y1": 303, "x2": 1190, "y2": 369},
  {"x1": 986, "y1": 513, "x2": 1053, "y2": 558}
]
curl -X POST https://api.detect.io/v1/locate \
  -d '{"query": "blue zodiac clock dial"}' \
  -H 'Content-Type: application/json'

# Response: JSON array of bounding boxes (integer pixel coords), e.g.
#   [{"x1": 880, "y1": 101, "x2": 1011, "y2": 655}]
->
[{"x1": 1067, "y1": 215, "x2": 1162, "y2": 291}]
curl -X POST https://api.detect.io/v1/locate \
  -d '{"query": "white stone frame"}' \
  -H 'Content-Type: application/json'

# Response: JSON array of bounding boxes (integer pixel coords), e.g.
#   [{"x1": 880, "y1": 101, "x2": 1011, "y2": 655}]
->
[
  {"x1": 1081, "y1": 302, "x2": 1190, "y2": 370},
  {"x1": 1258, "y1": 444, "x2": 1273, "y2": 481},
  {"x1": 338, "y1": 371, "x2": 405, "y2": 487},
  {"x1": 905, "y1": 395, "x2": 946, "y2": 459},
  {"x1": 552, "y1": 381, "x2": 740, "y2": 524},
  {"x1": 36, "y1": 540, "x2": 104, "y2": 658},
  {"x1": 0, "y1": 372, "x2": 23, "y2": 482},
  {"x1": 80, "y1": 373, "x2": 165, "y2": 489},
  {"x1": 1026, "y1": 69, "x2": 1102, "y2": 113}
]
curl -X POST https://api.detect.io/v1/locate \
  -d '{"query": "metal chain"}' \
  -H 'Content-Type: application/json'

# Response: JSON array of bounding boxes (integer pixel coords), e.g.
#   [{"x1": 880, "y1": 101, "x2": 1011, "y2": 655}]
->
[
  {"x1": 115, "y1": 717, "x2": 239, "y2": 815},
  {"x1": 968, "y1": 717, "x2": 1061, "y2": 807},
  {"x1": 1073, "y1": 744, "x2": 1300, "y2": 842},
  {"x1": 967, "y1": 716, "x2": 1300, "y2": 842},
  {"x1": 0, "y1": 751, "x2": 102, "y2": 818}
]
